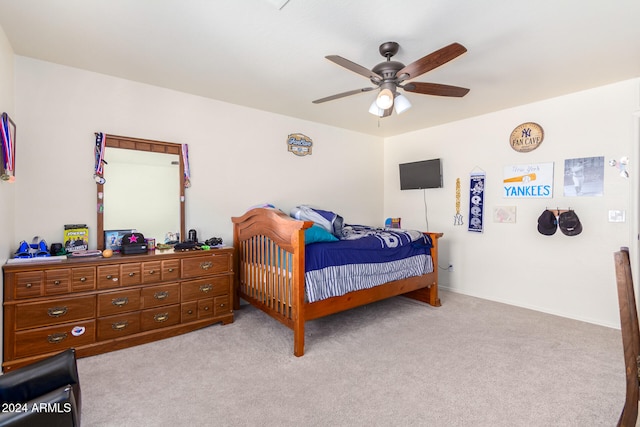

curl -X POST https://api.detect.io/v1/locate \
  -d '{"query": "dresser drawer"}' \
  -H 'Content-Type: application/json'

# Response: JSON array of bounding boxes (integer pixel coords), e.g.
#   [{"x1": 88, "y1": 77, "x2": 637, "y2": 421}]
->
[
  {"x1": 162, "y1": 259, "x2": 180, "y2": 281},
  {"x1": 181, "y1": 276, "x2": 230, "y2": 301},
  {"x1": 71, "y1": 267, "x2": 95, "y2": 292},
  {"x1": 120, "y1": 263, "x2": 142, "y2": 287},
  {"x1": 141, "y1": 305, "x2": 180, "y2": 331},
  {"x1": 98, "y1": 289, "x2": 141, "y2": 316},
  {"x1": 214, "y1": 295, "x2": 231, "y2": 316},
  {"x1": 181, "y1": 252, "x2": 231, "y2": 278},
  {"x1": 15, "y1": 295, "x2": 96, "y2": 330},
  {"x1": 181, "y1": 301, "x2": 198, "y2": 322},
  {"x1": 14, "y1": 271, "x2": 44, "y2": 299},
  {"x1": 142, "y1": 261, "x2": 162, "y2": 283},
  {"x1": 14, "y1": 320, "x2": 96, "y2": 358},
  {"x1": 45, "y1": 269, "x2": 70, "y2": 295},
  {"x1": 141, "y1": 283, "x2": 180, "y2": 308},
  {"x1": 97, "y1": 265, "x2": 121, "y2": 289},
  {"x1": 97, "y1": 312, "x2": 141, "y2": 340}
]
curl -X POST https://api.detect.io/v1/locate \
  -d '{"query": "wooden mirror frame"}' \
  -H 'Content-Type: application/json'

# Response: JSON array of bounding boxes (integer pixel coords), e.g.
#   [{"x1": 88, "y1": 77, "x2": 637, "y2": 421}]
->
[{"x1": 96, "y1": 134, "x2": 185, "y2": 250}]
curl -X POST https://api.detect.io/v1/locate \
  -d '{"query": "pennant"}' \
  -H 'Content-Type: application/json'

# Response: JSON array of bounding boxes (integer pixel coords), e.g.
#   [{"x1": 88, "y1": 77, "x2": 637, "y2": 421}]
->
[{"x1": 468, "y1": 172, "x2": 486, "y2": 233}]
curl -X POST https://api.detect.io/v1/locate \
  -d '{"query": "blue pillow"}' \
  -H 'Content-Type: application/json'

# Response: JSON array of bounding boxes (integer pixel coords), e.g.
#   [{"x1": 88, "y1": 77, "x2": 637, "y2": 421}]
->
[{"x1": 305, "y1": 224, "x2": 339, "y2": 244}]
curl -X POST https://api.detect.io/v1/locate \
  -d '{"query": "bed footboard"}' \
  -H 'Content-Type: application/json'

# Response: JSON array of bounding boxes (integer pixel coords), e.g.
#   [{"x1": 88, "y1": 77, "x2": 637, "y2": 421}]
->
[{"x1": 232, "y1": 208, "x2": 313, "y2": 355}]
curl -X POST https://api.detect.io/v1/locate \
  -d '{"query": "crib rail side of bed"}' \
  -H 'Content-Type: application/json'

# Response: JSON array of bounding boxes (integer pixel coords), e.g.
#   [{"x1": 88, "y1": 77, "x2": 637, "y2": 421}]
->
[{"x1": 232, "y1": 208, "x2": 310, "y2": 333}]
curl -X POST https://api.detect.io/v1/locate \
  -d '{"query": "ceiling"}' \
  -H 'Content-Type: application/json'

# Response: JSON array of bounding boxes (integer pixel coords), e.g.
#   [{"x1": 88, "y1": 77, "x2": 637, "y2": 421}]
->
[{"x1": 1, "y1": 0, "x2": 639, "y2": 137}]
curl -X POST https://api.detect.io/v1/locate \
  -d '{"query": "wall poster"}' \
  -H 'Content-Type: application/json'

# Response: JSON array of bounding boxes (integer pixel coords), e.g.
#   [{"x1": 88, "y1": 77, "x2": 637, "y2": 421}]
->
[
  {"x1": 563, "y1": 156, "x2": 604, "y2": 197},
  {"x1": 503, "y1": 162, "x2": 554, "y2": 198}
]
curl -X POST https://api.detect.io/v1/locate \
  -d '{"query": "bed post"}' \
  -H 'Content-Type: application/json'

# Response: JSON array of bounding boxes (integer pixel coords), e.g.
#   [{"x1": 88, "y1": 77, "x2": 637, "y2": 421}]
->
[
  {"x1": 232, "y1": 218, "x2": 241, "y2": 311},
  {"x1": 292, "y1": 227, "x2": 306, "y2": 357},
  {"x1": 403, "y1": 232, "x2": 443, "y2": 307}
]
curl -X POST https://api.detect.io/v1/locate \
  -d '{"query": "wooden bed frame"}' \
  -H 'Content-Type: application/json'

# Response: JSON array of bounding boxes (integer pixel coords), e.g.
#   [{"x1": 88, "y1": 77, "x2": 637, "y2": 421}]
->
[{"x1": 232, "y1": 208, "x2": 442, "y2": 356}]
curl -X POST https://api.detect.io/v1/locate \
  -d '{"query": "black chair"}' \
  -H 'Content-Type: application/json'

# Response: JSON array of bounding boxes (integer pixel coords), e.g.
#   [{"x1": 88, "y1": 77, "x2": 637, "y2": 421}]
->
[
  {"x1": 0, "y1": 348, "x2": 81, "y2": 427},
  {"x1": 614, "y1": 247, "x2": 640, "y2": 427}
]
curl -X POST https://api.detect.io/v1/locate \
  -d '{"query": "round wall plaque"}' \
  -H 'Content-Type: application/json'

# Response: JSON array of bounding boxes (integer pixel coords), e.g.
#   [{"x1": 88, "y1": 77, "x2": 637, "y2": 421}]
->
[{"x1": 509, "y1": 122, "x2": 544, "y2": 152}]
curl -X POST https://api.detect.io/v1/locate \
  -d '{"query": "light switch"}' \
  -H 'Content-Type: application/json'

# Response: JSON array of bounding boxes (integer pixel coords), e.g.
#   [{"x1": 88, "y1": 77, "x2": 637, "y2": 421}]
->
[{"x1": 609, "y1": 210, "x2": 626, "y2": 222}]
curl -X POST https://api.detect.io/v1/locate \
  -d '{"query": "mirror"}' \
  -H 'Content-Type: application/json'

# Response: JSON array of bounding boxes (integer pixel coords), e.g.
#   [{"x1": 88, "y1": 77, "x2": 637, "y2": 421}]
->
[{"x1": 97, "y1": 134, "x2": 185, "y2": 250}]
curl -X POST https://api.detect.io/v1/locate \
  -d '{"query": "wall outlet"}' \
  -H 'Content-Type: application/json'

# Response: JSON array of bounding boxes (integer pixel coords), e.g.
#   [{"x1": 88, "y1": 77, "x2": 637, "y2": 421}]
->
[{"x1": 448, "y1": 264, "x2": 454, "y2": 272}]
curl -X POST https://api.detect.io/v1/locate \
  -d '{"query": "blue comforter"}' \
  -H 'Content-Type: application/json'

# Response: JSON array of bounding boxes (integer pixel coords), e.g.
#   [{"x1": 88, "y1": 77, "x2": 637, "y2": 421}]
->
[{"x1": 304, "y1": 225, "x2": 433, "y2": 303}]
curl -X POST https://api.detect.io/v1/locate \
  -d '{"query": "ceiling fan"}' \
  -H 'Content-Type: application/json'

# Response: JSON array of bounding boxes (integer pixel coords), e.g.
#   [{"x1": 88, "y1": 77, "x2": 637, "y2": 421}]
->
[{"x1": 312, "y1": 41, "x2": 470, "y2": 117}]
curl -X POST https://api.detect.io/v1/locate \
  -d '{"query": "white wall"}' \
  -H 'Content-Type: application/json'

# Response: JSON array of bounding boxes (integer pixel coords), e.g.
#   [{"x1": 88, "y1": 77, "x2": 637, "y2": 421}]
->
[
  {"x1": 14, "y1": 56, "x2": 384, "y2": 249},
  {"x1": 0, "y1": 24, "x2": 15, "y2": 364},
  {"x1": 0, "y1": 26, "x2": 15, "y2": 259},
  {"x1": 385, "y1": 78, "x2": 640, "y2": 327}
]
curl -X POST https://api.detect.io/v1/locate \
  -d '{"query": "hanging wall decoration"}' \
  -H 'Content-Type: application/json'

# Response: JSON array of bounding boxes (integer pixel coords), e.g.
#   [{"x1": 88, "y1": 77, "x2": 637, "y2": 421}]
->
[
  {"x1": 1, "y1": 112, "x2": 16, "y2": 182},
  {"x1": 509, "y1": 122, "x2": 544, "y2": 152},
  {"x1": 503, "y1": 162, "x2": 554, "y2": 198},
  {"x1": 468, "y1": 171, "x2": 485, "y2": 233},
  {"x1": 609, "y1": 156, "x2": 629, "y2": 178},
  {"x1": 454, "y1": 178, "x2": 464, "y2": 226},
  {"x1": 182, "y1": 144, "x2": 191, "y2": 188},
  {"x1": 287, "y1": 133, "x2": 313, "y2": 156}
]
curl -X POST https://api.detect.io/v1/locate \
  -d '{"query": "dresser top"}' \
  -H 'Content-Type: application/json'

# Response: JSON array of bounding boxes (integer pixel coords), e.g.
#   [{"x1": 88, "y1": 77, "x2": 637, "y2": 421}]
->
[{"x1": 3, "y1": 246, "x2": 233, "y2": 272}]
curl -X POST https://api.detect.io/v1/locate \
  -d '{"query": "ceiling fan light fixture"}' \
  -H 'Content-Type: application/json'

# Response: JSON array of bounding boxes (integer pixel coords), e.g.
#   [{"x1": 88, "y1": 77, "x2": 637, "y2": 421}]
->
[
  {"x1": 368, "y1": 100, "x2": 384, "y2": 116},
  {"x1": 394, "y1": 93, "x2": 411, "y2": 114},
  {"x1": 376, "y1": 88, "x2": 394, "y2": 109}
]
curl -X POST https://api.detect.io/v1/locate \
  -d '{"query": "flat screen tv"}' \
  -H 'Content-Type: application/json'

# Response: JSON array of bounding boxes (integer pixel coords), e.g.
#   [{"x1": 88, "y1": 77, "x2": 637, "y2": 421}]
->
[{"x1": 399, "y1": 158, "x2": 443, "y2": 190}]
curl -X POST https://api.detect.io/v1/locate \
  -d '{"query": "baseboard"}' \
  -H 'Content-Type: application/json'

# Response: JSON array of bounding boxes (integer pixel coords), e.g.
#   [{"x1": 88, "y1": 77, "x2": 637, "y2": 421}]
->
[{"x1": 439, "y1": 285, "x2": 619, "y2": 330}]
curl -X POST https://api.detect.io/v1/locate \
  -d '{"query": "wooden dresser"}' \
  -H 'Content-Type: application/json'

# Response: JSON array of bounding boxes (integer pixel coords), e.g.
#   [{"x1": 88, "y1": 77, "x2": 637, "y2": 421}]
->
[{"x1": 2, "y1": 247, "x2": 234, "y2": 372}]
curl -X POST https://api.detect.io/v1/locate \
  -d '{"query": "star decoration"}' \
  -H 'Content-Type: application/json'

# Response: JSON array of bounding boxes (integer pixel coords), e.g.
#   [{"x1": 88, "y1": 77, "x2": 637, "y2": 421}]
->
[{"x1": 128, "y1": 234, "x2": 138, "y2": 243}]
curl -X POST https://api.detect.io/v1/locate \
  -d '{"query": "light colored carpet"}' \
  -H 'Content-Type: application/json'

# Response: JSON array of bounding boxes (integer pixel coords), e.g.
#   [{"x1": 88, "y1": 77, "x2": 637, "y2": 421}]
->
[{"x1": 77, "y1": 291, "x2": 624, "y2": 426}]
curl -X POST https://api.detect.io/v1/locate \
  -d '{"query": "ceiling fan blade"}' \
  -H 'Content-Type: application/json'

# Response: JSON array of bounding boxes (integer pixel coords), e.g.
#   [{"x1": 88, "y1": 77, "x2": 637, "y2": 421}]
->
[
  {"x1": 403, "y1": 82, "x2": 470, "y2": 97},
  {"x1": 397, "y1": 42, "x2": 467, "y2": 81},
  {"x1": 312, "y1": 87, "x2": 376, "y2": 104},
  {"x1": 325, "y1": 55, "x2": 383, "y2": 82}
]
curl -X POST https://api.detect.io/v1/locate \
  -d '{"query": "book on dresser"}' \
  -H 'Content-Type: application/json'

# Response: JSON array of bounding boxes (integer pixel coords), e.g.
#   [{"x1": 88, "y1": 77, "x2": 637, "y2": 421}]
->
[{"x1": 2, "y1": 247, "x2": 234, "y2": 372}]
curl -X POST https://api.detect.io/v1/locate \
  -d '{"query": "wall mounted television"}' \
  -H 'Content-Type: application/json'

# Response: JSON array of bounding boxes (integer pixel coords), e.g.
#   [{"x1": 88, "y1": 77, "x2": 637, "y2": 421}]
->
[{"x1": 399, "y1": 158, "x2": 443, "y2": 190}]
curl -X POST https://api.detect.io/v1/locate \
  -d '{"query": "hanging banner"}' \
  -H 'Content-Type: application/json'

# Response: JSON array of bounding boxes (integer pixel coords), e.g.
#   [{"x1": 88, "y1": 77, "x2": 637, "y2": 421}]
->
[{"x1": 468, "y1": 172, "x2": 485, "y2": 233}]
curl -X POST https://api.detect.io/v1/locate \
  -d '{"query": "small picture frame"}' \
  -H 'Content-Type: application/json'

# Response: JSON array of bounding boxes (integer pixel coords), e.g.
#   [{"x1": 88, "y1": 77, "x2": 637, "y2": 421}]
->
[
  {"x1": 1, "y1": 112, "x2": 16, "y2": 180},
  {"x1": 104, "y1": 229, "x2": 134, "y2": 252}
]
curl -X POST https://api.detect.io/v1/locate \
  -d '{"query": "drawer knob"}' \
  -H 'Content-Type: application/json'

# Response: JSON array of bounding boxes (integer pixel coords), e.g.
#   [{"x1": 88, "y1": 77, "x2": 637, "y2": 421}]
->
[
  {"x1": 168, "y1": 268, "x2": 175, "y2": 273},
  {"x1": 148, "y1": 270, "x2": 156, "y2": 274},
  {"x1": 220, "y1": 303, "x2": 225, "y2": 307},
  {"x1": 112, "y1": 297, "x2": 129, "y2": 307},
  {"x1": 80, "y1": 277, "x2": 87, "y2": 282},
  {"x1": 187, "y1": 309, "x2": 194, "y2": 315},
  {"x1": 48, "y1": 307, "x2": 68, "y2": 317},
  {"x1": 112, "y1": 321, "x2": 129, "y2": 330},
  {"x1": 25, "y1": 283, "x2": 32, "y2": 288},
  {"x1": 200, "y1": 261, "x2": 213, "y2": 270},
  {"x1": 106, "y1": 275, "x2": 119, "y2": 281},
  {"x1": 199, "y1": 284, "x2": 213, "y2": 293},
  {"x1": 203, "y1": 306, "x2": 210, "y2": 311},
  {"x1": 54, "y1": 280, "x2": 61, "y2": 285},
  {"x1": 154, "y1": 291, "x2": 169, "y2": 300},
  {"x1": 47, "y1": 333, "x2": 67, "y2": 344},
  {"x1": 128, "y1": 272, "x2": 136, "y2": 277},
  {"x1": 154, "y1": 312, "x2": 169, "y2": 323}
]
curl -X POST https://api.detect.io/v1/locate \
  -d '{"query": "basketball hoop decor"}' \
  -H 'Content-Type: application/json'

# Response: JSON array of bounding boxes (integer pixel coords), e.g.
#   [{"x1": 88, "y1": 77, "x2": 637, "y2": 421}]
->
[
  {"x1": 287, "y1": 133, "x2": 313, "y2": 156},
  {"x1": 509, "y1": 122, "x2": 544, "y2": 153}
]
